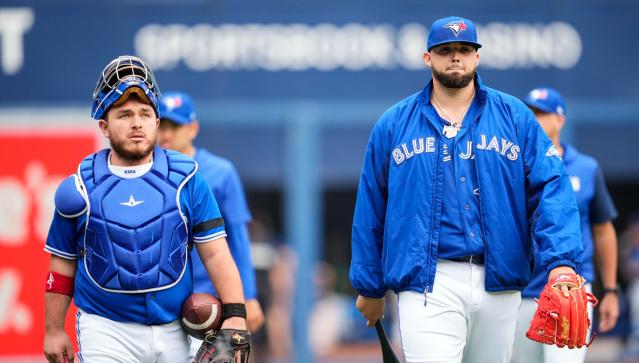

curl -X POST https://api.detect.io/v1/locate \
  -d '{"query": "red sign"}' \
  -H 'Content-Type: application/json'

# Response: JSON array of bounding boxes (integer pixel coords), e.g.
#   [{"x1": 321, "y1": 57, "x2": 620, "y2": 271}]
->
[{"x1": 0, "y1": 128, "x2": 99, "y2": 357}]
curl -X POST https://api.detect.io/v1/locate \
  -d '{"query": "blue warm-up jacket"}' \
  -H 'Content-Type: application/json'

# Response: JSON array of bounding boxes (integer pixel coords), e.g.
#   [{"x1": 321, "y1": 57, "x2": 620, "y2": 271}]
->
[{"x1": 350, "y1": 75, "x2": 583, "y2": 298}]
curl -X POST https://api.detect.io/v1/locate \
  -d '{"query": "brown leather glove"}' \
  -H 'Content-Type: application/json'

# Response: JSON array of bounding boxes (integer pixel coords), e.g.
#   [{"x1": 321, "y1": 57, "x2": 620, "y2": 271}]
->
[{"x1": 194, "y1": 329, "x2": 251, "y2": 363}]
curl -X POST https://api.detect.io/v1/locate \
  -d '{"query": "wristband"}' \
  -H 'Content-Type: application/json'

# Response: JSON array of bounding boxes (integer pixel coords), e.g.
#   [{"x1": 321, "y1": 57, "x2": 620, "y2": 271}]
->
[
  {"x1": 222, "y1": 303, "x2": 247, "y2": 320},
  {"x1": 45, "y1": 271, "x2": 74, "y2": 296},
  {"x1": 603, "y1": 285, "x2": 621, "y2": 295}
]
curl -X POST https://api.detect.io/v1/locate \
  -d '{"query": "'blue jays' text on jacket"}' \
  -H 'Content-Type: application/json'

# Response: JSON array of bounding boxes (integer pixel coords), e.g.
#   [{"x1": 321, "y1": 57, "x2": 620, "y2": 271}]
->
[{"x1": 349, "y1": 75, "x2": 583, "y2": 298}]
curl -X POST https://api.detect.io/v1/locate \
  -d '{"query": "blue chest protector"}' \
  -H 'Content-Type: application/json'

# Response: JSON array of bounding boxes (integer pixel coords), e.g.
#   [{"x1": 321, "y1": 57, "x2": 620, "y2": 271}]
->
[{"x1": 75, "y1": 147, "x2": 197, "y2": 293}]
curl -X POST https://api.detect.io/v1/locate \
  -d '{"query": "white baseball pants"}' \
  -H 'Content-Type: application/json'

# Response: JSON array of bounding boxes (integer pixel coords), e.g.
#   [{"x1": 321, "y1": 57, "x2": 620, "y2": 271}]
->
[
  {"x1": 398, "y1": 259, "x2": 521, "y2": 363},
  {"x1": 76, "y1": 308, "x2": 190, "y2": 362},
  {"x1": 188, "y1": 336, "x2": 203, "y2": 361}
]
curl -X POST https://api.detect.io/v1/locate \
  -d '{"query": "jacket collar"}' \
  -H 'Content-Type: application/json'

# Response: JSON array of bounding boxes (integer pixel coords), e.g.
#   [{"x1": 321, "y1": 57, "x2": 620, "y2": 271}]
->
[{"x1": 419, "y1": 72, "x2": 488, "y2": 136}]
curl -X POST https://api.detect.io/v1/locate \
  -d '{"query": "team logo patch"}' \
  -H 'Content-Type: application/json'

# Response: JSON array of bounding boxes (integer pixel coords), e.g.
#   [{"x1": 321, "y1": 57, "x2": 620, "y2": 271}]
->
[
  {"x1": 232, "y1": 332, "x2": 247, "y2": 344},
  {"x1": 163, "y1": 95, "x2": 183, "y2": 111},
  {"x1": 120, "y1": 195, "x2": 144, "y2": 207},
  {"x1": 443, "y1": 20, "x2": 468, "y2": 37},
  {"x1": 529, "y1": 88, "x2": 549, "y2": 101},
  {"x1": 570, "y1": 176, "x2": 581, "y2": 192},
  {"x1": 545, "y1": 145, "x2": 562, "y2": 160},
  {"x1": 47, "y1": 273, "x2": 54, "y2": 290}
]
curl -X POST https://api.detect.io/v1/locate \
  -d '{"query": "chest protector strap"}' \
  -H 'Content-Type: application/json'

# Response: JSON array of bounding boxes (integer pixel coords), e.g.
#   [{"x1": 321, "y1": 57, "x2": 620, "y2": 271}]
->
[{"x1": 77, "y1": 147, "x2": 197, "y2": 293}]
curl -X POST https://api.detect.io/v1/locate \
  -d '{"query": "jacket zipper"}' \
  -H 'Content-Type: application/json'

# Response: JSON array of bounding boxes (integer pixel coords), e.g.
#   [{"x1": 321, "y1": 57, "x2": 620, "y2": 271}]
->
[
  {"x1": 424, "y1": 285, "x2": 430, "y2": 306},
  {"x1": 424, "y1": 134, "x2": 440, "y2": 307}
]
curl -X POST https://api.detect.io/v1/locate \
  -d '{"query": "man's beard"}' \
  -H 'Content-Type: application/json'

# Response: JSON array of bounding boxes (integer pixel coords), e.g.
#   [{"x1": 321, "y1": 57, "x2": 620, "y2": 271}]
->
[
  {"x1": 433, "y1": 68, "x2": 475, "y2": 89},
  {"x1": 110, "y1": 135, "x2": 155, "y2": 163}
]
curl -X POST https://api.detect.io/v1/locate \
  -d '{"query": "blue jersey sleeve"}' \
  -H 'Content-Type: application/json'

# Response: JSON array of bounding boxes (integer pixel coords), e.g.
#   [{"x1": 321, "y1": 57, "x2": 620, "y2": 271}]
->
[
  {"x1": 44, "y1": 212, "x2": 79, "y2": 259},
  {"x1": 349, "y1": 109, "x2": 393, "y2": 298},
  {"x1": 590, "y1": 166, "x2": 618, "y2": 224},
  {"x1": 219, "y1": 165, "x2": 252, "y2": 225},
  {"x1": 218, "y1": 165, "x2": 256, "y2": 298},
  {"x1": 186, "y1": 172, "x2": 227, "y2": 243},
  {"x1": 226, "y1": 222, "x2": 257, "y2": 299}
]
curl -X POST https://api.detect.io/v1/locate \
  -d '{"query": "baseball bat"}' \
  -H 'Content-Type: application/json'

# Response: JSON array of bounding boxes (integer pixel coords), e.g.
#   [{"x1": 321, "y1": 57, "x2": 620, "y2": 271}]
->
[{"x1": 375, "y1": 320, "x2": 401, "y2": 363}]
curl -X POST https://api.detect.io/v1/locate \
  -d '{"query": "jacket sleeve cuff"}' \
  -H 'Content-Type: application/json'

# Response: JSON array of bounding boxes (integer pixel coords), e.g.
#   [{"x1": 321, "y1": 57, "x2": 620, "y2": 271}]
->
[
  {"x1": 545, "y1": 259, "x2": 577, "y2": 274},
  {"x1": 357, "y1": 289, "x2": 387, "y2": 299}
]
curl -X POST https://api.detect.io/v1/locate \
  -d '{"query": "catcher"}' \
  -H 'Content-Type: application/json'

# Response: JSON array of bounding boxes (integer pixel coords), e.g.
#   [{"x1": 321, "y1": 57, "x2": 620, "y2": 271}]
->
[{"x1": 43, "y1": 55, "x2": 249, "y2": 362}]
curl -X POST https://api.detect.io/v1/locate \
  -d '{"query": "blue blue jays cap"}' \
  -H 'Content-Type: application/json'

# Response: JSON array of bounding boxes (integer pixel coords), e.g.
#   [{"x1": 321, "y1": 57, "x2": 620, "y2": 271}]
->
[
  {"x1": 524, "y1": 87, "x2": 566, "y2": 116},
  {"x1": 427, "y1": 16, "x2": 482, "y2": 51},
  {"x1": 158, "y1": 91, "x2": 197, "y2": 125}
]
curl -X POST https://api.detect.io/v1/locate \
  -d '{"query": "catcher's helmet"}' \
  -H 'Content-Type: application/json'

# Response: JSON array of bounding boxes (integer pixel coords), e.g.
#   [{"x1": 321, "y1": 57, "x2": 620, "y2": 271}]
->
[{"x1": 91, "y1": 55, "x2": 161, "y2": 120}]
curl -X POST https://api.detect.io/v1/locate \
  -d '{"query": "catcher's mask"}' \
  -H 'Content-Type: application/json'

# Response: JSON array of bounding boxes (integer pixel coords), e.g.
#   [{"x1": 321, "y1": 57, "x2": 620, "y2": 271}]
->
[{"x1": 91, "y1": 55, "x2": 161, "y2": 120}]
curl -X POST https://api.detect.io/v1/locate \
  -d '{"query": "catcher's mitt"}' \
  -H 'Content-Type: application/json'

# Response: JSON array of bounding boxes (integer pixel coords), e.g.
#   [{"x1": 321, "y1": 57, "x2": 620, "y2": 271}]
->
[
  {"x1": 195, "y1": 329, "x2": 251, "y2": 363},
  {"x1": 526, "y1": 273, "x2": 598, "y2": 348}
]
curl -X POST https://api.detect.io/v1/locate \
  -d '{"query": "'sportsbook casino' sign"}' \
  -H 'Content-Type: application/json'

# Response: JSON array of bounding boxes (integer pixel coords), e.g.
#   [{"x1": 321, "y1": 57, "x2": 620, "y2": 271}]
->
[
  {"x1": 0, "y1": 2, "x2": 634, "y2": 101},
  {"x1": 0, "y1": 8, "x2": 581, "y2": 76},
  {"x1": 134, "y1": 21, "x2": 581, "y2": 72}
]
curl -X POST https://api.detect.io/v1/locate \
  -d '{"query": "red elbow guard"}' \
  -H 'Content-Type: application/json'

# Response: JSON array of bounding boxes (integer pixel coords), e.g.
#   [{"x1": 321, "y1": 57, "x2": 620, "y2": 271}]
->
[{"x1": 45, "y1": 271, "x2": 74, "y2": 296}]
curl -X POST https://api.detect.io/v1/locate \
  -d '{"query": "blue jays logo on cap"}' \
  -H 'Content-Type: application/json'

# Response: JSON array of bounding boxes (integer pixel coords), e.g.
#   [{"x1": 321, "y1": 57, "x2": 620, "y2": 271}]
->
[
  {"x1": 427, "y1": 16, "x2": 482, "y2": 51},
  {"x1": 523, "y1": 87, "x2": 566, "y2": 116},
  {"x1": 529, "y1": 89, "x2": 549, "y2": 101},
  {"x1": 158, "y1": 91, "x2": 197, "y2": 125},
  {"x1": 443, "y1": 20, "x2": 468, "y2": 37},
  {"x1": 163, "y1": 95, "x2": 184, "y2": 111}
]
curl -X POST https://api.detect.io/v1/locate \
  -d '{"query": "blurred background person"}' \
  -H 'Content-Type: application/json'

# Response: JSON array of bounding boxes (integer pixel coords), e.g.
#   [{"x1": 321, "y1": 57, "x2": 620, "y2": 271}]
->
[
  {"x1": 513, "y1": 87, "x2": 619, "y2": 363},
  {"x1": 621, "y1": 213, "x2": 639, "y2": 361},
  {"x1": 265, "y1": 243, "x2": 296, "y2": 361},
  {"x1": 308, "y1": 262, "x2": 352, "y2": 358},
  {"x1": 156, "y1": 91, "x2": 264, "y2": 359}
]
